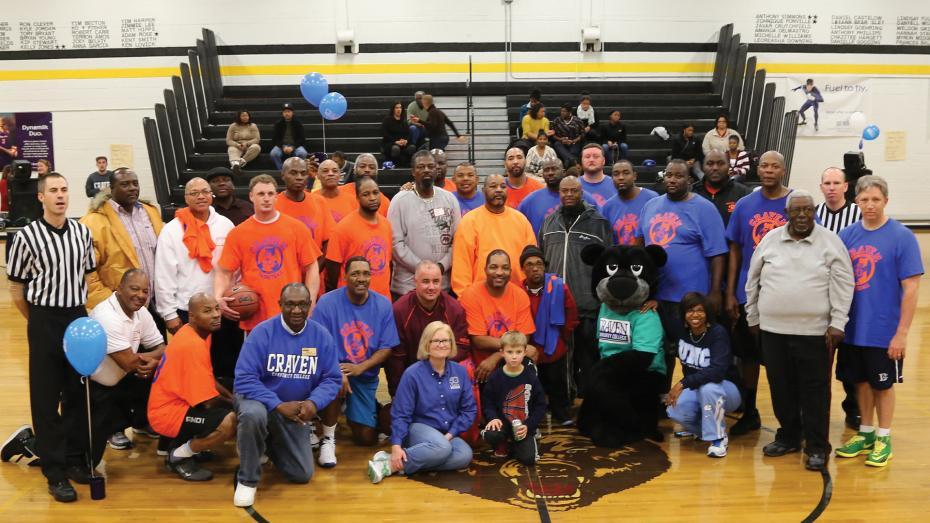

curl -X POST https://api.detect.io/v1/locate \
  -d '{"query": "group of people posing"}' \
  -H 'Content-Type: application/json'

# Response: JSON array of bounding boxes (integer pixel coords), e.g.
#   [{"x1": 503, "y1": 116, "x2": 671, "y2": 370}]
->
[{"x1": 1, "y1": 138, "x2": 920, "y2": 509}]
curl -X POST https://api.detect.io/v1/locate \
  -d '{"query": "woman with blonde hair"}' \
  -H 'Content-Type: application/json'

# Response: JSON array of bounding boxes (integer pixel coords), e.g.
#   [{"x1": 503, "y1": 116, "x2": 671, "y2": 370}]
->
[{"x1": 367, "y1": 321, "x2": 476, "y2": 483}]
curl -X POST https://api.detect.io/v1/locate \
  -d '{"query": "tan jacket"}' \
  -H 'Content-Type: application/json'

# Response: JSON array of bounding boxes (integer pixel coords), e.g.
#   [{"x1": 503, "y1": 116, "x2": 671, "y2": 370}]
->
[{"x1": 81, "y1": 194, "x2": 163, "y2": 309}]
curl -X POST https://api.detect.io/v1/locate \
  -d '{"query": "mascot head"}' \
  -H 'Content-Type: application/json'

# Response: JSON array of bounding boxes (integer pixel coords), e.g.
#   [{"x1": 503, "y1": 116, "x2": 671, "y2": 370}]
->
[{"x1": 581, "y1": 244, "x2": 666, "y2": 313}]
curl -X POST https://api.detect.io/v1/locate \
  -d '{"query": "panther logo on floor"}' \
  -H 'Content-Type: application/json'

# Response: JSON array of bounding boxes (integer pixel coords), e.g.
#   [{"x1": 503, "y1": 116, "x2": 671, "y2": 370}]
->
[{"x1": 411, "y1": 427, "x2": 670, "y2": 511}]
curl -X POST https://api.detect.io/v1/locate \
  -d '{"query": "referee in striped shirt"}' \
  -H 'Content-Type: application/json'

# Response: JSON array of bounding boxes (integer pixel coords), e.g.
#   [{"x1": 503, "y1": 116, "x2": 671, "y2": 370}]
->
[
  {"x1": 6, "y1": 173, "x2": 97, "y2": 503},
  {"x1": 816, "y1": 167, "x2": 862, "y2": 234},
  {"x1": 815, "y1": 166, "x2": 863, "y2": 429}
]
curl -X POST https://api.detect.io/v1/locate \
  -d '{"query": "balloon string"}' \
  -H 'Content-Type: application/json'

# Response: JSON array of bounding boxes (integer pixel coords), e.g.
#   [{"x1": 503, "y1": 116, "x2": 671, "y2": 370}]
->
[{"x1": 84, "y1": 377, "x2": 96, "y2": 479}]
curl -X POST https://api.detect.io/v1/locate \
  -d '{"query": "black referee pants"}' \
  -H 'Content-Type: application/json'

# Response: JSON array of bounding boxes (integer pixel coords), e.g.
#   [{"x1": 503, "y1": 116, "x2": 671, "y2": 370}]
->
[
  {"x1": 760, "y1": 331, "x2": 832, "y2": 455},
  {"x1": 27, "y1": 305, "x2": 91, "y2": 483}
]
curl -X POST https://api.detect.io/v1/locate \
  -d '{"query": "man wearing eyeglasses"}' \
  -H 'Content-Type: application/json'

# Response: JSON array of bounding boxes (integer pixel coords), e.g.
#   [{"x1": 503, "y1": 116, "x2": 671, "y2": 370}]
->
[
  {"x1": 154, "y1": 178, "x2": 235, "y2": 374},
  {"x1": 744, "y1": 189, "x2": 854, "y2": 472}
]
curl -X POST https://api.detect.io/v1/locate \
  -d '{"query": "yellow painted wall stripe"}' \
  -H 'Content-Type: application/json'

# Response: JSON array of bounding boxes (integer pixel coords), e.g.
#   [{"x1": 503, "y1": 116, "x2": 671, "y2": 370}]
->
[{"x1": 2, "y1": 61, "x2": 930, "y2": 81}]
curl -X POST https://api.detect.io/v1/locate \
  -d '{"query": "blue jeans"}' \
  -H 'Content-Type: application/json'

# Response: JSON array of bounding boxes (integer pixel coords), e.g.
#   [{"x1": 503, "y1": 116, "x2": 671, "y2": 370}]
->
[
  {"x1": 402, "y1": 422, "x2": 472, "y2": 475},
  {"x1": 236, "y1": 397, "x2": 314, "y2": 487},
  {"x1": 409, "y1": 125, "x2": 423, "y2": 145},
  {"x1": 270, "y1": 145, "x2": 308, "y2": 170},
  {"x1": 552, "y1": 141, "x2": 582, "y2": 167},
  {"x1": 667, "y1": 380, "x2": 741, "y2": 441},
  {"x1": 602, "y1": 143, "x2": 629, "y2": 165}
]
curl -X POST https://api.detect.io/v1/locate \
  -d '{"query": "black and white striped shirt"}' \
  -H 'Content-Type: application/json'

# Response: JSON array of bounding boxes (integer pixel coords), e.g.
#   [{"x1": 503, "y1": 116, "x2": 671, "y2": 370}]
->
[
  {"x1": 815, "y1": 201, "x2": 862, "y2": 234},
  {"x1": 6, "y1": 218, "x2": 96, "y2": 308}
]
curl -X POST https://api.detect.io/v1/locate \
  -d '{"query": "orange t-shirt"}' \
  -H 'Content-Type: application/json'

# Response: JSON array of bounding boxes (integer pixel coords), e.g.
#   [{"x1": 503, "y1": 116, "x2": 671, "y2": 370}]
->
[
  {"x1": 440, "y1": 178, "x2": 456, "y2": 192},
  {"x1": 339, "y1": 183, "x2": 390, "y2": 219},
  {"x1": 311, "y1": 189, "x2": 357, "y2": 224},
  {"x1": 451, "y1": 206, "x2": 537, "y2": 296},
  {"x1": 274, "y1": 191, "x2": 335, "y2": 251},
  {"x1": 505, "y1": 177, "x2": 544, "y2": 209},
  {"x1": 218, "y1": 213, "x2": 322, "y2": 330},
  {"x1": 147, "y1": 324, "x2": 218, "y2": 438},
  {"x1": 326, "y1": 211, "x2": 394, "y2": 299},
  {"x1": 459, "y1": 281, "x2": 536, "y2": 364}
]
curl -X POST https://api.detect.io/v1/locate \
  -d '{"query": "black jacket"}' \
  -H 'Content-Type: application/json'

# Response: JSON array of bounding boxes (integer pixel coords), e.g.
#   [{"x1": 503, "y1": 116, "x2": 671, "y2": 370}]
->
[
  {"x1": 597, "y1": 121, "x2": 627, "y2": 144},
  {"x1": 670, "y1": 133, "x2": 702, "y2": 162},
  {"x1": 272, "y1": 117, "x2": 306, "y2": 148},
  {"x1": 381, "y1": 116, "x2": 411, "y2": 148},
  {"x1": 692, "y1": 178, "x2": 752, "y2": 227}
]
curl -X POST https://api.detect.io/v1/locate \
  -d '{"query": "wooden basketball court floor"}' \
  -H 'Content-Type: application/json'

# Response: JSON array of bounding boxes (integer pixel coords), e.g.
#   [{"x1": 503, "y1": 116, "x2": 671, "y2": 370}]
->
[{"x1": 1, "y1": 234, "x2": 928, "y2": 522}]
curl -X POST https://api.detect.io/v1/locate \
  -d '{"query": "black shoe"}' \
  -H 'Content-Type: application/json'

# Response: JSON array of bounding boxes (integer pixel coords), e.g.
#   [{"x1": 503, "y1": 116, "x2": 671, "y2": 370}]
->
[
  {"x1": 805, "y1": 453, "x2": 827, "y2": 471},
  {"x1": 845, "y1": 414, "x2": 861, "y2": 430},
  {"x1": 729, "y1": 410, "x2": 761, "y2": 437},
  {"x1": 551, "y1": 406, "x2": 574, "y2": 426},
  {"x1": 1, "y1": 425, "x2": 38, "y2": 463},
  {"x1": 66, "y1": 465, "x2": 93, "y2": 485},
  {"x1": 167, "y1": 457, "x2": 213, "y2": 481},
  {"x1": 763, "y1": 440, "x2": 801, "y2": 457},
  {"x1": 193, "y1": 450, "x2": 216, "y2": 463},
  {"x1": 48, "y1": 480, "x2": 77, "y2": 502}
]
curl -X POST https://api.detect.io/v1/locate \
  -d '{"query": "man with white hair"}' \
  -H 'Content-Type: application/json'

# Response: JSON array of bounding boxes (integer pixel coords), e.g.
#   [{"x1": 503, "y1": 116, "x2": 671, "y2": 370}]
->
[{"x1": 745, "y1": 189, "x2": 854, "y2": 471}]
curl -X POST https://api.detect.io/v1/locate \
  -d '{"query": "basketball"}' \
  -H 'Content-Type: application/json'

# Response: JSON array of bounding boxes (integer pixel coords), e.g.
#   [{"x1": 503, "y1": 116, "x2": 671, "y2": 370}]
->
[{"x1": 224, "y1": 284, "x2": 260, "y2": 319}]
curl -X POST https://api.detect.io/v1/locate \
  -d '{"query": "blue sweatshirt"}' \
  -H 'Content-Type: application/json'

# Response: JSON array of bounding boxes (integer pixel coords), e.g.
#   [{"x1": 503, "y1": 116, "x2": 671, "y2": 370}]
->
[
  {"x1": 676, "y1": 323, "x2": 740, "y2": 390},
  {"x1": 390, "y1": 360, "x2": 476, "y2": 445},
  {"x1": 482, "y1": 365, "x2": 548, "y2": 434},
  {"x1": 234, "y1": 315, "x2": 343, "y2": 413}
]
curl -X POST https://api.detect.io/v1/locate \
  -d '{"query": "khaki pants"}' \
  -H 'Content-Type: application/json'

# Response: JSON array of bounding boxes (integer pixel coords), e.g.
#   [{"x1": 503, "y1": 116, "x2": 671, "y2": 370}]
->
[{"x1": 228, "y1": 144, "x2": 261, "y2": 166}]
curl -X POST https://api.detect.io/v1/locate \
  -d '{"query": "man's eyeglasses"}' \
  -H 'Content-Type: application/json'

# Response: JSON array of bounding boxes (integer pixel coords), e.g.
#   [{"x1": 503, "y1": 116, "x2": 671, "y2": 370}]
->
[{"x1": 186, "y1": 189, "x2": 213, "y2": 197}]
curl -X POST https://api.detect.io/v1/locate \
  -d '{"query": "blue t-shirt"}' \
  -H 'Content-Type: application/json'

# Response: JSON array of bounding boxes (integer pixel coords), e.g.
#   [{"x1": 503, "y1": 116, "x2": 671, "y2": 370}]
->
[
  {"x1": 454, "y1": 191, "x2": 485, "y2": 217},
  {"x1": 311, "y1": 288, "x2": 400, "y2": 379},
  {"x1": 580, "y1": 176, "x2": 614, "y2": 208},
  {"x1": 725, "y1": 191, "x2": 790, "y2": 303},
  {"x1": 600, "y1": 188, "x2": 659, "y2": 245},
  {"x1": 517, "y1": 187, "x2": 597, "y2": 236},
  {"x1": 840, "y1": 219, "x2": 924, "y2": 348},
  {"x1": 639, "y1": 194, "x2": 728, "y2": 302}
]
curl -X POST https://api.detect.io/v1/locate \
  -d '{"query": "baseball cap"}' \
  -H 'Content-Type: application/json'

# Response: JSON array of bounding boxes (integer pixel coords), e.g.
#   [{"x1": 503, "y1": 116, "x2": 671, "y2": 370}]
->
[
  {"x1": 282, "y1": 103, "x2": 294, "y2": 111},
  {"x1": 205, "y1": 166, "x2": 234, "y2": 181}
]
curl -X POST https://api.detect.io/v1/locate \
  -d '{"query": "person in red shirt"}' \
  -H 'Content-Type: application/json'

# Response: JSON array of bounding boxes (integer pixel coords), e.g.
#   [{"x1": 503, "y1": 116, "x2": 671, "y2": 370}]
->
[
  {"x1": 214, "y1": 175, "x2": 322, "y2": 331},
  {"x1": 459, "y1": 250, "x2": 535, "y2": 383},
  {"x1": 504, "y1": 147, "x2": 544, "y2": 209},
  {"x1": 325, "y1": 177, "x2": 394, "y2": 299},
  {"x1": 148, "y1": 293, "x2": 236, "y2": 481},
  {"x1": 519, "y1": 245, "x2": 579, "y2": 425}
]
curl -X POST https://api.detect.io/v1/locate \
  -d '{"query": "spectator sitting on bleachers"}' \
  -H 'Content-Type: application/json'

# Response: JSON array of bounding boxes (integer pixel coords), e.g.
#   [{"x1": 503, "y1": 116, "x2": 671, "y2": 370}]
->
[
  {"x1": 519, "y1": 88, "x2": 542, "y2": 121},
  {"x1": 519, "y1": 103, "x2": 551, "y2": 150},
  {"x1": 702, "y1": 114, "x2": 743, "y2": 156},
  {"x1": 382, "y1": 102, "x2": 416, "y2": 167},
  {"x1": 331, "y1": 151, "x2": 354, "y2": 178},
  {"x1": 597, "y1": 110, "x2": 629, "y2": 166},
  {"x1": 726, "y1": 136, "x2": 751, "y2": 181},
  {"x1": 422, "y1": 94, "x2": 464, "y2": 151},
  {"x1": 670, "y1": 123, "x2": 704, "y2": 180},
  {"x1": 551, "y1": 103, "x2": 585, "y2": 167},
  {"x1": 270, "y1": 103, "x2": 308, "y2": 170},
  {"x1": 226, "y1": 110, "x2": 261, "y2": 175},
  {"x1": 524, "y1": 131, "x2": 559, "y2": 178},
  {"x1": 406, "y1": 91, "x2": 429, "y2": 146},
  {"x1": 576, "y1": 93, "x2": 597, "y2": 139}
]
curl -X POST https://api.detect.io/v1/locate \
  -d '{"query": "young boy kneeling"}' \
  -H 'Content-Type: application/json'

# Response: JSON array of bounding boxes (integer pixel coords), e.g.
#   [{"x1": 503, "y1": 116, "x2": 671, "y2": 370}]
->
[{"x1": 481, "y1": 331, "x2": 547, "y2": 465}]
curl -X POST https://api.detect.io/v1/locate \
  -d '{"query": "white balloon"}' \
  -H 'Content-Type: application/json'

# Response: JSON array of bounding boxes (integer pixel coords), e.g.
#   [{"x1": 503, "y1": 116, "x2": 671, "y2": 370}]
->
[{"x1": 849, "y1": 112, "x2": 867, "y2": 131}]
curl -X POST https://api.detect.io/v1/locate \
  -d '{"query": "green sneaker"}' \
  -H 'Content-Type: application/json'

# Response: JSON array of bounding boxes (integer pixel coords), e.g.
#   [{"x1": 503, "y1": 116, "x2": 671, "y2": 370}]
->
[
  {"x1": 865, "y1": 436, "x2": 893, "y2": 467},
  {"x1": 835, "y1": 432, "x2": 875, "y2": 458},
  {"x1": 368, "y1": 459, "x2": 392, "y2": 484}
]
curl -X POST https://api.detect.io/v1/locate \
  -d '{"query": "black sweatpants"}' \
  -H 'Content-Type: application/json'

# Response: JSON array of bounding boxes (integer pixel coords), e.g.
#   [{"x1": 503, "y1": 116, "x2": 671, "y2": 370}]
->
[
  {"x1": 483, "y1": 425, "x2": 538, "y2": 466},
  {"x1": 571, "y1": 317, "x2": 598, "y2": 398},
  {"x1": 760, "y1": 331, "x2": 832, "y2": 454},
  {"x1": 27, "y1": 305, "x2": 91, "y2": 483},
  {"x1": 538, "y1": 356, "x2": 569, "y2": 418}
]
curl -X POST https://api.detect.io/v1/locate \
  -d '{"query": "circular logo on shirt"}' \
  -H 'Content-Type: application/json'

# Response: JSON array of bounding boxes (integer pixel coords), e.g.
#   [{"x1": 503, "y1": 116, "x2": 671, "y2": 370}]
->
[
  {"x1": 614, "y1": 213, "x2": 640, "y2": 246},
  {"x1": 849, "y1": 245, "x2": 883, "y2": 291},
  {"x1": 749, "y1": 211, "x2": 786, "y2": 246},
  {"x1": 647, "y1": 212, "x2": 682, "y2": 247},
  {"x1": 252, "y1": 239, "x2": 286, "y2": 277},
  {"x1": 339, "y1": 320, "x2": 374, "y2": 363},
  {"x1": 362, "y1": 238, "x2": 389, "y2": 274}
]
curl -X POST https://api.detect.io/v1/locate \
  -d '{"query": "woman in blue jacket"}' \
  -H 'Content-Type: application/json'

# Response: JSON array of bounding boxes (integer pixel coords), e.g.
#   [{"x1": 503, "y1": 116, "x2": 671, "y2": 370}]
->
[
  {"x1": 666, "y1": 292, "x2": 741, "y2": 458},
  {"x1": 368, "y1": 321, "x2": 477, "y2": 483}
]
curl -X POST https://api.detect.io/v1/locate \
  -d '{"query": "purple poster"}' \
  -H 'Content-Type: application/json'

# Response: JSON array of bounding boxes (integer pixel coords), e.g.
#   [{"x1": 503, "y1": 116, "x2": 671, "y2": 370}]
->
[{"x1": 0, "y1": 112, "x2": 54, "y2": 173}]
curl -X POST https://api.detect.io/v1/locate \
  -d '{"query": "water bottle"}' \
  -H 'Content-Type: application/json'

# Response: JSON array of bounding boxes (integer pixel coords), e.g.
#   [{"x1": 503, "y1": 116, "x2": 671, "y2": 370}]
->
[{"x1": 511, "y1": 419, "x2": 524, "y2": 441}]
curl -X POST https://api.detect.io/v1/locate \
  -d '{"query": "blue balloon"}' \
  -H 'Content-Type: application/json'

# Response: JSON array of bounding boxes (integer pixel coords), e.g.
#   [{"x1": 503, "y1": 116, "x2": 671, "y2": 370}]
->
[
  {"x1": 63, "y1": 317, "x2": 107, "y2": 376},
  {"x1": 642, "y1": 159, "x2": 656, "y2": 167},
  {"x1": 300, "y1": 72, "x2": 329, "y2": 107},
  {"x1": 319, "y1": 92, "x2": 348, "y2": 121},
  {"x1": 862, "y1": 125, "x2": 880, "y2": 141}
]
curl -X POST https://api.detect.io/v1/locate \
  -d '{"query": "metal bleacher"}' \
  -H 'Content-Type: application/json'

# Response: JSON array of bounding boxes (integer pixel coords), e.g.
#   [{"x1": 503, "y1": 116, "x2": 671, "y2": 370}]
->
[{"x1": 144, "y1": 24, "x2": 798, "y2": 220}]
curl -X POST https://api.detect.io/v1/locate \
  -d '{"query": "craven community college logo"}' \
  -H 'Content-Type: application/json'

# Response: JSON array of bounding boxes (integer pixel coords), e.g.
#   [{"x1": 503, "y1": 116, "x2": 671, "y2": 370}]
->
[
  {"x1": 339, "y1": 320, "x2": 374, "y2": 363},
  {"x1": 362, "y1": 238, "x2": 389, "y2": 274},
  {"x1": 412, "y1": 427, "x2": 670, "y2": 511},
  {"x1": 849, "y1": 245, "x2": 882, "y2": 291},
  {"x1": 252, "y1": 238, "x2": 286, "y2": 278},
  {"x1": 749, "y1": 211, "x2": 786, "y2": 246},
  {"x1": 614, "y1": 213, "x2": 640, "y2": 246},
  {"x1": 648, "y1": 212, "x2": 682, "y2": 247}
]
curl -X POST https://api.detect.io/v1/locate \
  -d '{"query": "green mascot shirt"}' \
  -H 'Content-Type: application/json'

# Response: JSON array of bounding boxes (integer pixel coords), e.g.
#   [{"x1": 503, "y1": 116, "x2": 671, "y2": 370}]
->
[{"x1": 596, "y1": 304, "x2": 667, "y2": 376}]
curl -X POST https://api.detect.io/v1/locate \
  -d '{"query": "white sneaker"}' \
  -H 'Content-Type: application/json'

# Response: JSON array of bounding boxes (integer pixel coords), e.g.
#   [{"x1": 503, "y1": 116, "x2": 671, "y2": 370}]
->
[
  {"x1": 310, "y1": 428, "x2": 320, "y2": 450},
  {"x1": 318, "y1": 437, "x2": 336, "y2": 468},
  {"x1": 707, "y1": 437, "x2": 728, "y2": 458},
  {"x1": 367, "y1": 459, "x2": 391, "y2": 484},
  {"x1": 372, "y1": 450, "x2": 390, "y2": 463},
  {"x1": 259, "y1": 454, "x2": 269, "y2": 465},
  {"x1": 234, "y1": 482, "x2": 256, "y2": 507}
]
